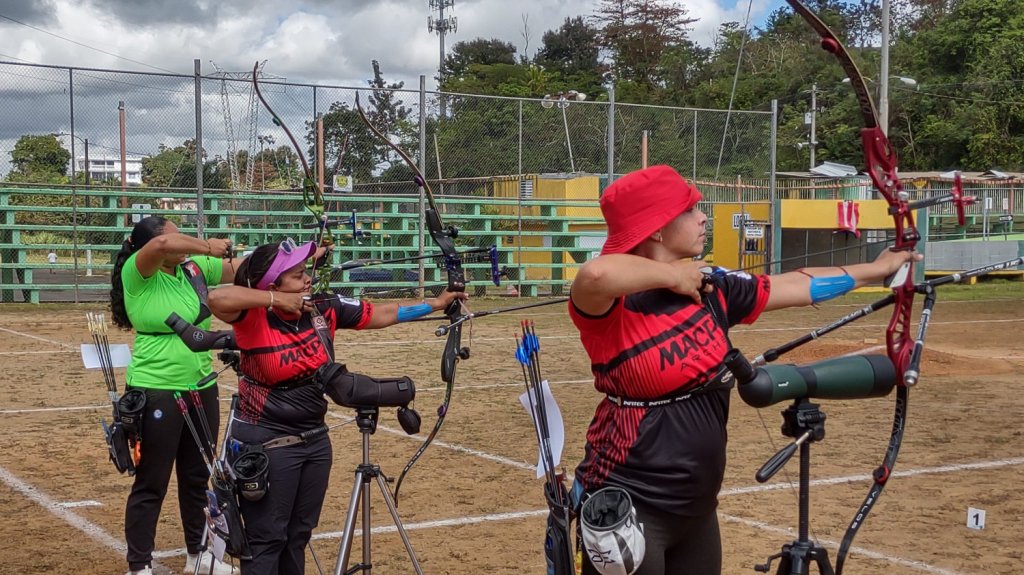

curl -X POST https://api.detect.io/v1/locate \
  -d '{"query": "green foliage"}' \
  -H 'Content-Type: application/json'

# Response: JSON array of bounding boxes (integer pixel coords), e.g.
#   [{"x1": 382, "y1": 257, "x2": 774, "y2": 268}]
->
[
  {"x1": 6, "y1": 134, "x2": 71, "y2": 183},
  {"x1": 316, "y1": 60, "x2": 415, "y2": 185}
]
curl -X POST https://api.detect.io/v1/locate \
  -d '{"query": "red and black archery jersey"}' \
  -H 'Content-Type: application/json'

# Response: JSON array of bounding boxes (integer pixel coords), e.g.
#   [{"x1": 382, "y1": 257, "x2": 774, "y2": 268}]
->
[
  {"x1": 231, "y1": 296, "x2": 372, "y2": 435},
  {"x1": 569, "y1": 271, "x2": 770, "y2": 516}
]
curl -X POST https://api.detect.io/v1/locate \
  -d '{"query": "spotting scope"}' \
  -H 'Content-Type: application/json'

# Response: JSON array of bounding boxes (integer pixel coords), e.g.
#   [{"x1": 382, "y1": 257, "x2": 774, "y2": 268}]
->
[{"x1": 723, "y1": 348, "x2": 897, "y2": 408}]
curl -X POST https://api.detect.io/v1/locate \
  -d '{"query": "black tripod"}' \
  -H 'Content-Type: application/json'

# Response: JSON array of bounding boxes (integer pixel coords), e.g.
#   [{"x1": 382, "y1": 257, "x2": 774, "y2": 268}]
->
[
  {"x1": 333, "y1": 407, "x2": 423, "y2": 575},
  {"x1": 754, "y1": 398, "x2": 835, "y2": 575}
]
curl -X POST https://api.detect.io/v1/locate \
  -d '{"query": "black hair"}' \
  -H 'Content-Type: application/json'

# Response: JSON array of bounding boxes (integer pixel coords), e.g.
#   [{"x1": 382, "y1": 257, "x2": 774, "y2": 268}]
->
[
  {"x1": 109, "y1": 216, "x2": 169, "y2": 330},
  {"x1": 234, "y1": 243, "x2": 280, "y2": 289}
]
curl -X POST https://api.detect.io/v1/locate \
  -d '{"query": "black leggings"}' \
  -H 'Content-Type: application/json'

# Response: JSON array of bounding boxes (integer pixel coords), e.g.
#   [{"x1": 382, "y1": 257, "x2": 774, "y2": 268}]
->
[
  {"x1": 125, "y1": 385, "x2": 220, "y2": 571},
  {"x1": 582, "y1": 499, "x2": 722, "y2": 575},
  {"x1": 231, "y1": 421, "x2": 333, "y2": 575}
]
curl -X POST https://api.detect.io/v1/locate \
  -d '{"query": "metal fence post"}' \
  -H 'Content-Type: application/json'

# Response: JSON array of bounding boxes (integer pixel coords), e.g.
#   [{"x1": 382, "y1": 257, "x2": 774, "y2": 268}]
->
[
  {"x1": 418, "y1": 76, "x2": 427, "y2": 294},
  {"x1": 193, "y1": 59, "x2": 205, "y2": 237},
  {"x1": 770, "y1": 99, "x2": 780, "y2": 273},
  {"x1": 69, "y1": 68, "x2": 79, "y2": 303},
  {"x1": 607, "y1": 81, "x2": 615, "y2": 185}
]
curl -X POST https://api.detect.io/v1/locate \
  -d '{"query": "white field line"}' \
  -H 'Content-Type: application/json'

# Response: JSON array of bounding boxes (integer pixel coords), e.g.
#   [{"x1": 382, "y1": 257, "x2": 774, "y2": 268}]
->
[
  {"x1": 0, "y1": 326, "x2": 73, "y2": 348},
  {"x1": 0, "y1": 317, "x2": 1018, "y2": 572},
  {"x1": 0, "y1": 462, "x2": 136, "y2": 560},
  {"x1": 720, "y1": 514, "x2": 967, "y2": 575},
  {"x1": 2, "y1": 443, "x2": 1019, "y2": 573},
  {"x1": 0, "y1": 318, "x2": 1019, "y2": 353}
]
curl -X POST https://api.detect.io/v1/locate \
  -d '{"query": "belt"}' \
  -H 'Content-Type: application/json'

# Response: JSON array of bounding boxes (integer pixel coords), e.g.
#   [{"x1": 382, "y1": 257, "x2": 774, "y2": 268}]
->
[
  {"x1": 241, "y1": 373, "x2": 319, "y2": 391},
  {"x1": 229, "y1": 424, "x2": 329, "y2": 453},
  {"x1": 605, "y1": 367, "x2": 734, "y2": 408},
  {"x1": 261, "y1": 424, "x2": 329, "y2": 450}
]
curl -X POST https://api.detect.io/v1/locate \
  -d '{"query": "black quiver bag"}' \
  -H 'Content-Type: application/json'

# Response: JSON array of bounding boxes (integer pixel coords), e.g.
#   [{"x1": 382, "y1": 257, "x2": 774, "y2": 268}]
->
[
  {"x1": 544, "y1": 478, "x2": 576, "y2": 575},
  {"x1": 102, "y1": 420, "x2": 135, "y2": 475},
  {"x1": 210, "y1": 471, "x2": 252, "y2": 560}
]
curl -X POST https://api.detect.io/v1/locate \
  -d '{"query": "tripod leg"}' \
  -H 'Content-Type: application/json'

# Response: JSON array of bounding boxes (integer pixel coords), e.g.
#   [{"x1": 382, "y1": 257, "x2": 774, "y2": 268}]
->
[
  {"x1": 309, "y1": 538, "x2": 324, "y2": 575},
  {"x1": 374, "y1": 474, "x2": 424, "y2": 575},
  {"x1": 810, "y1": 547, "x2": 834, "y2": 575},
  {"x1": 362, "y1": 476, "x2": 372, "y2": 570},
  {"x1": 334, "y1": 470, "x2": 366, "y2": 575}
]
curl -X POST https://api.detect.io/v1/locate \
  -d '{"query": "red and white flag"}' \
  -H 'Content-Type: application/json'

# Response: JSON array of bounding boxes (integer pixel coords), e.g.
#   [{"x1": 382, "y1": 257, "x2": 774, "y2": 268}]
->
[{"x1": 837, "y1": 200, "x2": 861, "y2": 238}]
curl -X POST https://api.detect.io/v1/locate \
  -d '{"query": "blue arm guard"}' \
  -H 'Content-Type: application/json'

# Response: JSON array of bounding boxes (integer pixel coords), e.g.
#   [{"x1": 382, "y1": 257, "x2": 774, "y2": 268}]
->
[
  {"x1": 809, "y1": 274, "x2": 855, "y2": 303},
  {"x1": 396, "y1": 302, "x2": 433, "y2": 322}
]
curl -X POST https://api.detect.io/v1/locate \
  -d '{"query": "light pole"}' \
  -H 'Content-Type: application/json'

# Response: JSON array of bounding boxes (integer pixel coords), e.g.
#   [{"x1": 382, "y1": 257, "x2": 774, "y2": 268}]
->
[
  {"x1": 603, "y1": 72, "x2": 616, "y2": 185},
  {"x1": 542, "y1": 90, "x2": 587, "y2": 173},
  {"x1": 842, "y1": 76, "x2": 918, "y2": 135}
]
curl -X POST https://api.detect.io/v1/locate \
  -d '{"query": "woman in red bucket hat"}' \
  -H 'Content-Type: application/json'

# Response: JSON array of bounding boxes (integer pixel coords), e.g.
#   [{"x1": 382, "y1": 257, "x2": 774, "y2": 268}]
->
[{"x1": 568, "y1": 165, "x2": 919, "y2": 575}]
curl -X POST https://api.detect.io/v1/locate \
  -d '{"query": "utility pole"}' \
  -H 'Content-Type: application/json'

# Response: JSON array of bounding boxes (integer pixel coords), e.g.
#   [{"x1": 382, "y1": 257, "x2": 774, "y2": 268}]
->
[
  {"x1": 810, "y1": 83, "x2": 817, "y2": 169},
  {"x1": 428, "y1": 0, "x2": 457, "y2": 116},
  {"x1": 880, "y1": 0, "x2": 891, "y2": 135}
]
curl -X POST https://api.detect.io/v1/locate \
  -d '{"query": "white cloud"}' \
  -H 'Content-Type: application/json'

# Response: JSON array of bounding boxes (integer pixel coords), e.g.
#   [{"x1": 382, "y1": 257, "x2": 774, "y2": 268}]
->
[{"x1": 1, "y1": 0, "x2": 785, "y2": 87}]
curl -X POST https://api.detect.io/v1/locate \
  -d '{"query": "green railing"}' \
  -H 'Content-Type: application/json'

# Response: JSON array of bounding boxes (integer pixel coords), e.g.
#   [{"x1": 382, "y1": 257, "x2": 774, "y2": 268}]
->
[{"x1": 0, "y1": 185, "x2": 605, "y2": 302}]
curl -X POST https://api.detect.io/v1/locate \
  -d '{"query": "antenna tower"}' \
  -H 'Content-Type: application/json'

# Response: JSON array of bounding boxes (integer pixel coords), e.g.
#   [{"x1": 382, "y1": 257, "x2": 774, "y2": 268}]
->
[{"x1": 427, "y1": 0, "x2": 457, "y2": 86}]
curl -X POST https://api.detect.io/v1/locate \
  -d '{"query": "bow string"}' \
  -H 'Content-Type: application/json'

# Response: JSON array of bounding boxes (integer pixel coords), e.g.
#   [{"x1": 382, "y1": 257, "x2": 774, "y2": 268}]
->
[
  {"x1": 251, "y1": 62, "x2": 336, "y2": 296},
  {"x1": 355, "y1": 92, "x2": 471, "y2": 503}
]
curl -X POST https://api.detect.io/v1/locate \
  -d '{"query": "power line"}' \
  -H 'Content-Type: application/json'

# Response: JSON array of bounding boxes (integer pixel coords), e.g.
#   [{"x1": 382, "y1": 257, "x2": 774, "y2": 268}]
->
[{"x1": 0, "y1": 12, "x2": 177, "y2": 74}]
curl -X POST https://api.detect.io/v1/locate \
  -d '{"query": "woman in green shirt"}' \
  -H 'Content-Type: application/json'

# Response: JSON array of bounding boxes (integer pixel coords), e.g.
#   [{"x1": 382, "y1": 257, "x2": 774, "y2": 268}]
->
[{"x1": 110, "y1": 215, "x2": 238, "y2": 575}]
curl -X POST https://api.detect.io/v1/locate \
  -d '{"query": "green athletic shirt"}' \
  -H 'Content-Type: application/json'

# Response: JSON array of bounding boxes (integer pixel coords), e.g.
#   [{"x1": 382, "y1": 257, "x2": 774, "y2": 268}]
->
[{"x1": 122, "y1": 254, "x2": 223, "y2": 390}]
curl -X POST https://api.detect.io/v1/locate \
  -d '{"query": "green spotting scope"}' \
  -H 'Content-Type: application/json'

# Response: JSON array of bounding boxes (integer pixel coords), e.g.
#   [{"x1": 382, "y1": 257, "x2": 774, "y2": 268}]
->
[{"x1": 723, "y1": 349, "x2": 897, "y2": 408}]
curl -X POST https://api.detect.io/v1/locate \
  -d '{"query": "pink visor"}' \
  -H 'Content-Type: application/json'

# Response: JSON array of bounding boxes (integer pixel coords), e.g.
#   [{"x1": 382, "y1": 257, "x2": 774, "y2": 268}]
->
[{"x1": 255, "y1": 240, "x2": 317, "y2": 290}]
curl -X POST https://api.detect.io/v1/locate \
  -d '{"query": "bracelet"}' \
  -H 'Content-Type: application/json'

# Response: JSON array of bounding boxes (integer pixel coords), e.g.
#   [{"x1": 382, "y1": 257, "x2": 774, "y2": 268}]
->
[
  {"x1": 267, "y1": 291, "x2": 275, "y2": 311},
  {"x1": 205, "y1": 239, "x2": 212, "y2": 255}
]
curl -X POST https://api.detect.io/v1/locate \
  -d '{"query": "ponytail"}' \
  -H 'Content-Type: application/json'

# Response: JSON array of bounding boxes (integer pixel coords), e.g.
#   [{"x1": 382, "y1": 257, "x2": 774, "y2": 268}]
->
[{"x1": 109, "y1": 216, "x2": 168, "y2": 330}]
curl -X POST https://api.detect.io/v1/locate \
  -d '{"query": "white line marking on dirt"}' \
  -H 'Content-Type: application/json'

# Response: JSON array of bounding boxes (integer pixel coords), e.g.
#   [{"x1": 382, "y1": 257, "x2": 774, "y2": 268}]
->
[
  {"x1": 57, "y1": 500, "x2": 103, "y2": 508},
  {"x1": 0, "y1": 405, "x2": 107, "y2": 414},
  {"x1": 720, "y1": 456, "x2": 1024, "y2": 496},
  {"x1": 312, "y1": 509, "x2": 550, "y2": 540},
  {"x1": 0, "y1": 350, "x2": 77, "y2": 356},
  {"x1": 322, "y1": 409, "x2": 538, "y2": 472},
  {"x1": 0, "y1": 463, "x2": 125, "y2": 551},
  {"x1": 0, "y1": 326, "x2": 73, "y2": 347},
  {"x1": 721, "y1": 514, "x2": 967, "y2": 575}
]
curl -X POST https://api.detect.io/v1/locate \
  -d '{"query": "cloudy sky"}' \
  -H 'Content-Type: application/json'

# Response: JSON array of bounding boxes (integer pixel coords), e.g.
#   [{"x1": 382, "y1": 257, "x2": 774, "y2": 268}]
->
[
  {"x1": 0, "y1": 0, "x2": 790, "y2": 178},
  {"x1": 1, "y1": 0, "x2": 787, "y2": 87}
]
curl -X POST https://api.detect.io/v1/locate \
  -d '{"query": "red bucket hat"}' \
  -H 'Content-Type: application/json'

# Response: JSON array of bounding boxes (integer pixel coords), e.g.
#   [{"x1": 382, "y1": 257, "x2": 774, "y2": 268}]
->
[{"x1": 600, "y1": 165, "x2": 702, "y2": 255}]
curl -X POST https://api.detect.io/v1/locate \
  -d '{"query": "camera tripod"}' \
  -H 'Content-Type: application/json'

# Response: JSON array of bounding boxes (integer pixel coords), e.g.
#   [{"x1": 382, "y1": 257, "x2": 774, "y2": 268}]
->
[
  {"x1": 754, "y1": 398, "x2": 835, "y2": 575},
  {"x1": 333, "y1": 407, "x2": 423, "y2": 575}
]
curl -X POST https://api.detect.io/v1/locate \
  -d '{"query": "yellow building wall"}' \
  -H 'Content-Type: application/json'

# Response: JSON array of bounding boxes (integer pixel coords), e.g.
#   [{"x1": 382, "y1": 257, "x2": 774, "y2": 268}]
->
[
  {"x1": 711, "y1": 203, "x2": 772, "y2": 270},
  {"x1": 780, "y1": 199, "x2": 892, "y2": 228},
  {"x1": 535, "y1": 176, "x2": 602, "y2": 218},
  {"x1": 492, "y1": 174, "x2": 602, "y2": 218}
]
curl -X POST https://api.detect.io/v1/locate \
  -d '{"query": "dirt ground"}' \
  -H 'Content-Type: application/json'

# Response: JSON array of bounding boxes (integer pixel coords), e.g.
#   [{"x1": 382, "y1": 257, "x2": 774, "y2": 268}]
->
[{"x1": 1, "y1": 292, "x2": 1023, "y2": 575}]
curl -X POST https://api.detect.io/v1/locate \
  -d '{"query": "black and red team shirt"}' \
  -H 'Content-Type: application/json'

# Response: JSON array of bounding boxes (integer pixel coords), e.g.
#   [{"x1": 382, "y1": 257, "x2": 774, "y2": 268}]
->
[
  {"x1": 230, "y1": 296, "x2": 373, "y2": 435},
  {"x1": 569, "y1": 272, "x2": 770, "y2": 516}
]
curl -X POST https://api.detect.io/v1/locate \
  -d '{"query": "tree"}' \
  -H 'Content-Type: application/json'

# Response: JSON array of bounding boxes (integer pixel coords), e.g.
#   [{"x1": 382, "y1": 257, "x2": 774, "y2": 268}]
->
[
  {"x1": 536, "y1": 17, "x2": 601, "y2": 76},
  {"x1": 593, "y1": 0, "x2": 696, "y2": 89},
  {"x1": 141, "y1": 140, "x2": 230, "y2": 188},
  {"x1": 315, "y1": 60, "x2": 416, "y2": 185},
  {"x1": 443, "y1": 38, "x2": 518, "y2": 81},
  {"x1": 6, "y1": 134, "x2": 70, "y2": 183}
]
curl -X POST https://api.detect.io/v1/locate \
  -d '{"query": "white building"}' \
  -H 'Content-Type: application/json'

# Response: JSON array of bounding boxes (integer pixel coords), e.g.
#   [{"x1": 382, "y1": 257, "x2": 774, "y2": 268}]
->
[{"x1": 76, "y1": 155, "x2": 143, "y2": 185}]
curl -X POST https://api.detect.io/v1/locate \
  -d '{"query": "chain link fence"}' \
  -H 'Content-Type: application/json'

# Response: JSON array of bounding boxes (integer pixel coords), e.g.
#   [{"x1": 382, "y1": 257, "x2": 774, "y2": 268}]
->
[{"x1": 0, "y1": 60, "x2": 777, "y2": 303}]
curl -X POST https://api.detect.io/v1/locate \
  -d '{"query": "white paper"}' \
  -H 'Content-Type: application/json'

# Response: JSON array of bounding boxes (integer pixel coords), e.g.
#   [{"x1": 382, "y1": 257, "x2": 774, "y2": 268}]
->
[
  {"x1": 967, "y1": 507, "x2": 986, "y2": 530},
  {"x1": 80, "y1": 343, "x2": 132, "y2": 369},
  {"x1": 518, "y1": 379, "x2": 565, "y2": 479}
]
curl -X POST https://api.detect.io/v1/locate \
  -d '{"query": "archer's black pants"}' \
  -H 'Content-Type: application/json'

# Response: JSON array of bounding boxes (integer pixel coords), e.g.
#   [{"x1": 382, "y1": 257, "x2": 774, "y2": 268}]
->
[
  {"x1": 581, "y1": 498, "x2": 722, "y2": 575},
  {"x1": 125, "y1": 385, "x2": 220, "y2": 571},
  {"x1": 231, "y1": 421, "x2": 332, "y2": 575}
]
